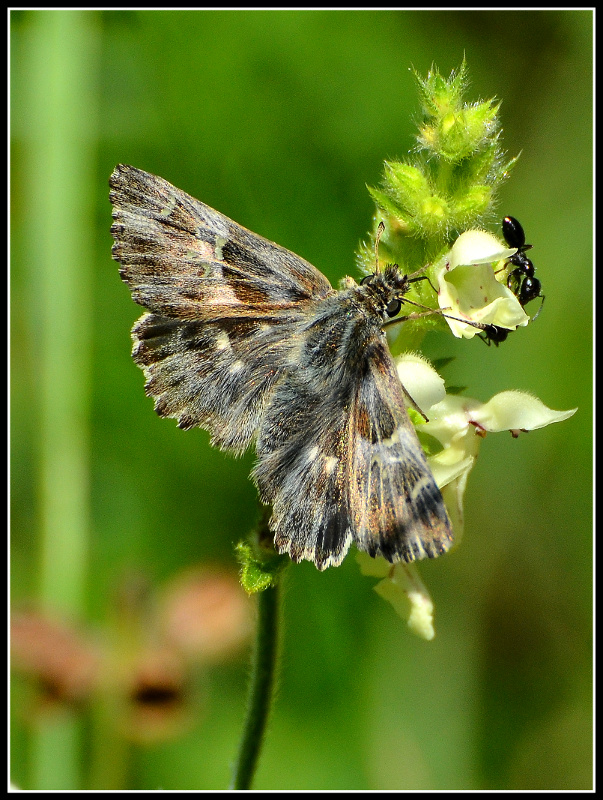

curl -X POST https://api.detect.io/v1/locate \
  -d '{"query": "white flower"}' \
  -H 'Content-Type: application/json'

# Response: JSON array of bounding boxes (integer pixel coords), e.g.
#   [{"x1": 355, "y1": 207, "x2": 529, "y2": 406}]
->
[
  {"x1": 359, "y1": 354, "x2": 577, "y2": 639},
  {"x1": 435, "y1": 230, "x2": 529, "y2": 339},
  {"x1": 357, "y1": 554, "x2": 435, "y2": 641},
  {"x1": 399, "y1": 353, "x2": 577, "y2": 539}
]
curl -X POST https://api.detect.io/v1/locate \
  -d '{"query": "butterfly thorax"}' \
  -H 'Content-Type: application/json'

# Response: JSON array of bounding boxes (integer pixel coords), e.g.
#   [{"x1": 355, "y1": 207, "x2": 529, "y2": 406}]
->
[{"x1": 290, "y1": 264, "x2": 410, "y2": 394}]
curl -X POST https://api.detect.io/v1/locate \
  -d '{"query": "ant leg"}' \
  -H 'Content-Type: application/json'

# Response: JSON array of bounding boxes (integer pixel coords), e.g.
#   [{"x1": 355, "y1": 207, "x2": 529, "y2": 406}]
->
[{"x1": 530, "y1": 293, "x2": 546, "y2": 322}]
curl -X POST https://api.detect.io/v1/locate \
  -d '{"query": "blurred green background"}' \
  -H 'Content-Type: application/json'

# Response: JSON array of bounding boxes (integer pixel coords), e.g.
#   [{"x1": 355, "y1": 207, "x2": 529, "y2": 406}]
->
[{"x1": 11, "y1": 9, "x2": 592, "y2": 791}]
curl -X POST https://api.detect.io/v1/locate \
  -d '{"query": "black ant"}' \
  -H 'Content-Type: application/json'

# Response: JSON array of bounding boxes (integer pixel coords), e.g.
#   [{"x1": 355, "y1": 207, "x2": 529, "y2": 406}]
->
[
  {"x1": 477, "y1": 216, "x2": 545, "y2": 346},
  {"x1": 502, "y1": 215, "x2": 545, "y2": 316},
  {"x1": 477, "y1": 323, "x2": 510, "y2": 347}
]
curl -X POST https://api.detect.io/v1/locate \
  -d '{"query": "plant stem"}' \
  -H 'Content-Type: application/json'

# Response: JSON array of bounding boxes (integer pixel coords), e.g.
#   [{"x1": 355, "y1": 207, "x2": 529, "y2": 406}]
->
[
  {"x1": 230, "y1": 578, "x2": 281, "y2": 790},
  {"x1": 25, "y1": 9, "x2": 98, "y2": 617},
  {"x1": 19, "y1": 10, "x2": 99, "y2": 789}
]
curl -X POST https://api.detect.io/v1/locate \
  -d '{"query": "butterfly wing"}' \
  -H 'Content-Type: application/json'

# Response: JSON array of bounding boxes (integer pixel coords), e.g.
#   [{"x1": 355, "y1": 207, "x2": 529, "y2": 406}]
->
[
  {"x1": 253, "y1": 297, "x2": 453, "y2": 569},
  {"x1": 348, "y1": 338, "x2": 453, "y2": 563},
  {"x1": 109, "y1": 164, "x2": 333, "y2": 450},
  {"x1": 252, "y1": 302, "x2": 357, "y2": 570}
]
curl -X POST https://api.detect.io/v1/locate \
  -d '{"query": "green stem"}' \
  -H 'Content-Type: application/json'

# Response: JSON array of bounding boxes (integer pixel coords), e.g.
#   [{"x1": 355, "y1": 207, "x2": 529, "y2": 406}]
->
[
  {"x1": 17, "y1": 10, "x2": 100, "y2": 790},
  {"x1": 24, "y1": 10, "x2": 98, "y2": 617},
  {"x1": 230, "y1": 579, "x2": 281, "y2": 790}
]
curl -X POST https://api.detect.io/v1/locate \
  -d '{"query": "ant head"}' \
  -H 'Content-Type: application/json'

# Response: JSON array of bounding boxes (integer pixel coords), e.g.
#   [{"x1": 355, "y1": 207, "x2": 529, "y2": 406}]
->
[{"x1": 479, "y1": 324, "x2": 510, "y2": 346}]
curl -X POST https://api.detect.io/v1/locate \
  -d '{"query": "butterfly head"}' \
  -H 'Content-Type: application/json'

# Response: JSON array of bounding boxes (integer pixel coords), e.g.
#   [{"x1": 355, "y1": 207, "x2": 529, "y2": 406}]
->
[{"x1": 359, "y1": 264, "x2": 410, "y2": 320}]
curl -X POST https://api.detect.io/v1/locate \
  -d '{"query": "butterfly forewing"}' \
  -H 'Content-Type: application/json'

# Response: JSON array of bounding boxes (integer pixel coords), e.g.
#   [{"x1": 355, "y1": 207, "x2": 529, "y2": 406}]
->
[
  {"x1": 110, "y1": 164, "x2": 333, "y2": 447},
  {"x1": 110, "y1": 164, "x2": 332, "y2": 316},
  {"x1": 110, "y1": 165, "x2": 454, "y2": 568}
]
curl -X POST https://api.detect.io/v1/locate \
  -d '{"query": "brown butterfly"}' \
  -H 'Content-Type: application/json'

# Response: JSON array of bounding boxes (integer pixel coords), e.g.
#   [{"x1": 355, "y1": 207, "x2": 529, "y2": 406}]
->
[{"x1": 109, "y1": 164, "x2": 452, "y2": 570}]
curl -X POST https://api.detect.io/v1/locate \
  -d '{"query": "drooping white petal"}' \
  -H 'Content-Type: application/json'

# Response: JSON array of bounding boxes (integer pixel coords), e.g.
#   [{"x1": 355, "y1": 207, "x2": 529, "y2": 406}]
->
[
  {"x1": 469, "y1": 391, "x2": 578, "y2": 432},
  {"x1": 396, "y1": 353, "x2": 447, "y2": 410},
  {"x1": 373, "y1": 562, "x2": 435, "y2": 641}
]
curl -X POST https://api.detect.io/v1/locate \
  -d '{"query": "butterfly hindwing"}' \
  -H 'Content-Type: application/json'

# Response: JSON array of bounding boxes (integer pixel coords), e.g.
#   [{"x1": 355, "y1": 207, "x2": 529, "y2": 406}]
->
[
  {"x1": 252, "y1": 296, "x2": 358, "y2": 569},
  {"x1": 253, "y1": 296, "x2": 452, "y2": 569},
  {"x1": 131, "y1": 312, "x2": 304, "y2": 448},
  {"x1": 349, "y1": 340, "x2": 453, "y2": 562}
]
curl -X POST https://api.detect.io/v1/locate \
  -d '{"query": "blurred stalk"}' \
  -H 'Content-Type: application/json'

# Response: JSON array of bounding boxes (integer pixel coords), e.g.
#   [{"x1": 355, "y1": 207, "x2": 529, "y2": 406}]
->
[
  {"x1": 230, "y1": 580, "x2": 281, "y2": 790},
  {"x1": 19, "y1": 10, "x2": 100, "y2": 788}
]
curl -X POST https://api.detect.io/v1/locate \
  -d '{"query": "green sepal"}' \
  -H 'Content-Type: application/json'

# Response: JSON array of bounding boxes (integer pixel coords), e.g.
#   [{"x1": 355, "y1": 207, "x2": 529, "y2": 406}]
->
[
  {"x1": 235, "y1": 541, "x2": 289, "y2": 595},
  {"x1": 416, "y1": 429, "x2": 446, "y2": 457},
  {"x1": 445, "y1": 385, "x2": 468, "y2": 396},
  {"x1": 367, "y1": 185, "x2": 406, "y2": 220}
]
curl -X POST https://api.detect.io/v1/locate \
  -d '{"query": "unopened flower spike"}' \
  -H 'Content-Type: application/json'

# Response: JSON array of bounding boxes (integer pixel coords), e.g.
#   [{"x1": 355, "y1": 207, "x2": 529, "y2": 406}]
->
[{"x1": 359, "y1": 62, "x2": 518, "y2": 351}]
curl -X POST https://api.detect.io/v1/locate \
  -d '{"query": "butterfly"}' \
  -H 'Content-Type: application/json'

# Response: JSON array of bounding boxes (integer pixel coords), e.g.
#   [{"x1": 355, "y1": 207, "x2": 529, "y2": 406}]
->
[{"x1": 109, "y1": 164, "x2": 453, "y2": 570}]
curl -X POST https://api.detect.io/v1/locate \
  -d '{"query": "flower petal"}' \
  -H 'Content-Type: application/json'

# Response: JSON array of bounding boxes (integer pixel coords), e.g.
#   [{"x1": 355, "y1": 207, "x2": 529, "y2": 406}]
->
[
  {"x1": 396, "y1": 353, "x2": 447, "y2": 410},
  {"x1": 447, "y1": 230, "x2": 516, "y2": 269},
  {"x1": 470, "y1": 391, "x2": 578, "y2": 432},
  {"x1": 374, "y1": 563, "x2": 436, "y2": 641}
]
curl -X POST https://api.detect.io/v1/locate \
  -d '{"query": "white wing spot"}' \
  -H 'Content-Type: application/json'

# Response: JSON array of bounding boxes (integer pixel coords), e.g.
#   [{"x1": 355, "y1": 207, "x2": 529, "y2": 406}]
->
[
  {"x1": 158, "y1": 195, "x2": 177, "y2": 218},
  {"x1": 215, "y1": 330, "x2": 230, "y2": 351},
  {"x1": 324, "y1": 456, "x2": 338, "y2": 475},
  {"x1": 306, "y1": 445, "x2": 320, "y2": 462},
  {"x1": 381, "y1": 426, "x2": 403, "y2": 447},
  {"x1": 214, "y1": 235, "x2": 227, "y2": 261}
]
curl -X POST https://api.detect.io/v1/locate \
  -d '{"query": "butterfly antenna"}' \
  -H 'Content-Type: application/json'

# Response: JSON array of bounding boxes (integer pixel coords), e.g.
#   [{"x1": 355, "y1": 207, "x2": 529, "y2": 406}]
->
[{"x1": 374, "y1": 221, "x2": 385, "y2": 274}]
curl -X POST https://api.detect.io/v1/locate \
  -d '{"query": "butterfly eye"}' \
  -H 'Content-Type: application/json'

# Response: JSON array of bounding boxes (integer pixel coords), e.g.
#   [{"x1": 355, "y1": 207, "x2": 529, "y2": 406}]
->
[{"x1": 386, "y1": 299, "x2": 402, "y2": 317}]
